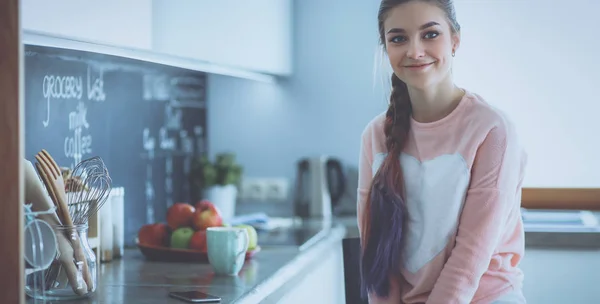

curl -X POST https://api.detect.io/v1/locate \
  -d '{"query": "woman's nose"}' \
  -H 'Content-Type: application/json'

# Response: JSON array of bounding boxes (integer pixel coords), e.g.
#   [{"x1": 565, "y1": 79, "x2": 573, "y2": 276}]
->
[{"x1": 406, "y1": 40, "x2": 426, "y2": 59}]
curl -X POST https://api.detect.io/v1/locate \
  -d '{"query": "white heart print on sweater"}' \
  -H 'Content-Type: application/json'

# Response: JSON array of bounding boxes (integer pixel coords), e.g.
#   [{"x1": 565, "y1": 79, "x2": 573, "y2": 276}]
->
[{"x1": 372, "y1": 152, "x2": 470, "y2": 274}]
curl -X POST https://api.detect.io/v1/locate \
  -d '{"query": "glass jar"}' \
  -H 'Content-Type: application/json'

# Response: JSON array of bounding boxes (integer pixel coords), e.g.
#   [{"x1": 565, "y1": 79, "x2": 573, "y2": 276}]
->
[{"x1": 25, "y1": 223, "x2": 97, "y2": 301}]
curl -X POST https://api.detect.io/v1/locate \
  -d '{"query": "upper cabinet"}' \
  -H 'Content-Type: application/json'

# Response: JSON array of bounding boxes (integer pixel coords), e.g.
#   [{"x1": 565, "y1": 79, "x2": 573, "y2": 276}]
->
[
  {"x1": 22, "y1": 0, "x2": 293, "y2": 78},
  {"x1": 152, "y1": 0, "x2": 293, "y2": 76},
  {"x1": 21, "y1": 0, "x2": 153, "y2": 51}
]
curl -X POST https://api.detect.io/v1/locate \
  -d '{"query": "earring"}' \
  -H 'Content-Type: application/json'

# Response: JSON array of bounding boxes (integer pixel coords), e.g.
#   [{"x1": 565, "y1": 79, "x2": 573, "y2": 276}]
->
[{"x1": 452, "y1": 50, "x2": 456, "y2": 57}]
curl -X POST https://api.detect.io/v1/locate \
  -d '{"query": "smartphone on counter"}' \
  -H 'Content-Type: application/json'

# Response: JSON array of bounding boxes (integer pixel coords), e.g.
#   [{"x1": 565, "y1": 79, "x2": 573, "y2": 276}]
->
[{"x1": 168, "y1": 290, "x2": 221, "y2": 303}]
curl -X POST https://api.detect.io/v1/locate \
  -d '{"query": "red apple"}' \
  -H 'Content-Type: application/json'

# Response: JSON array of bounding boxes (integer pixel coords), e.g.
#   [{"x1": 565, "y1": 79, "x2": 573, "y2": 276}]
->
[
  {"x1": 138, "y1": 223, "x2": 169, "y2": 247},
  {"x1": 192, "y1": 200, "x2": 222, "y2": 230},
  {"x1": 194, "y1": 199, "x2": 213, "y2": 212},
  {"x1": 189, "y1": 230, "x2": 207, "y2": 251},
  {"x1": 167, "y1": 203, "x2": 196, "y2": 230}
]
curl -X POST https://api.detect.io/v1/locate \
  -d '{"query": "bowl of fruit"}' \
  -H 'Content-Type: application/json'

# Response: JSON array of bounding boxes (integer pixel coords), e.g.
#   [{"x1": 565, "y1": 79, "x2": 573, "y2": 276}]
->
[{"x1": 136, "y1": 200, "x2": 260, "y2": 263}]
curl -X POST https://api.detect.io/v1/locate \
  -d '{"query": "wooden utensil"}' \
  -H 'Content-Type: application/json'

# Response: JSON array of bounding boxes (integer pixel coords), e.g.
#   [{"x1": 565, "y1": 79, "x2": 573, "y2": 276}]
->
[
  {"x1": 24, "y1": 159, "x2": 65, "y2": 288},
  {"x1": 34, "y1": 149, "x2": 93, "y2": 294},
  {"x1": 24, "y1": 159, "x2": 61, "y2": 226}
]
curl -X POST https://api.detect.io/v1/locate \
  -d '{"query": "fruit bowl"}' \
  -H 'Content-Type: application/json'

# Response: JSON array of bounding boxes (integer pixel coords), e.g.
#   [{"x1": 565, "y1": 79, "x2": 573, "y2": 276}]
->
[{"x1": 136, "y1": 239, "x2": 261, "y2": 263}]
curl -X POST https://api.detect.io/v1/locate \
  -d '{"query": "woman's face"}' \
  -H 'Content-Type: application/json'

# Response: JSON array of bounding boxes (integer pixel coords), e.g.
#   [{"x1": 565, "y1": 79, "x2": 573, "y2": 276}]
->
[{"x1": 383, "y1": 1, "x2": 460, "y2": 90}]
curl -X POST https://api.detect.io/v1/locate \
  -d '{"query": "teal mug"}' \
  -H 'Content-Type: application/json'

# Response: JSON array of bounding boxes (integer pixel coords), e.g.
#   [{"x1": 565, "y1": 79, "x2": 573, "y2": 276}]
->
[{"x1": 206, "y1": 227, "x2": 249, "y2": 276}]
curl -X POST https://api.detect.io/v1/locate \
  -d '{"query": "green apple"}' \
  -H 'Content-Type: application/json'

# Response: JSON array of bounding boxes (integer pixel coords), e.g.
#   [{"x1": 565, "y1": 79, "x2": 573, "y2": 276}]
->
[
  {"x1": 170, "y1": 227, "x2": 195, "y2": 249},
  {"x1": 236, "y1": 224, "x2": 258, "y2": 250}
]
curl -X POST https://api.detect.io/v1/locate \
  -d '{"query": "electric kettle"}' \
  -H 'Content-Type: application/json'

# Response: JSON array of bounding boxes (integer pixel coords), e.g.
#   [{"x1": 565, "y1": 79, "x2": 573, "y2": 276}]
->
[{"x1": 293, "y1": 155, "x2": 346, "y2": 221}]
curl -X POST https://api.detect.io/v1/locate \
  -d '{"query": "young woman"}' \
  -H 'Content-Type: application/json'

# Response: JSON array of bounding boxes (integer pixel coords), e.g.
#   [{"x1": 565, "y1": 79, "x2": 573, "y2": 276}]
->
[{"x1": 357, "y1": 1, "x2": 527, "y2": 303}]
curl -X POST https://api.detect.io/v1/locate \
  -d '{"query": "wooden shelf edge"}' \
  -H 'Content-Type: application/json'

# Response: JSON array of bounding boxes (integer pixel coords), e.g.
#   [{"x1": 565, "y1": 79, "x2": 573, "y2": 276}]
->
[
  {"x1": 0, "y1": 1, "x2": 22, "y2": 304},
  {"x1": 521, "y1": 188, "x2": 600, "y2": 210}
]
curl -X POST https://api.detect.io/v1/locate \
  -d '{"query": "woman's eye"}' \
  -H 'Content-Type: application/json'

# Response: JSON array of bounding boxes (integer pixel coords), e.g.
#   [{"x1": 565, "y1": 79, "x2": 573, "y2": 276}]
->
[
  {"x1": 390, "y1": 36, "x2": 407, "y2": 43},
  {"x1": 424, "y1": 31, "x2": 439, "y2": 39}
]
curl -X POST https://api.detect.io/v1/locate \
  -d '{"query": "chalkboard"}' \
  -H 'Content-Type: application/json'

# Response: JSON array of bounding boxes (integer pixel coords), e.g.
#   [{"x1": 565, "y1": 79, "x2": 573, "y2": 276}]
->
[{"x1": 24, "y1": 45, "x2": 208, "y2": 246}]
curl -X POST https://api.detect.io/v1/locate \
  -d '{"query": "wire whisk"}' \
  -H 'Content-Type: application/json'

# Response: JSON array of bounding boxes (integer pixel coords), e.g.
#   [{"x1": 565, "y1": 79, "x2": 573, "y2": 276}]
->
[{"x1": 64, "y1": 156, "x2": 112, "y2": 225}]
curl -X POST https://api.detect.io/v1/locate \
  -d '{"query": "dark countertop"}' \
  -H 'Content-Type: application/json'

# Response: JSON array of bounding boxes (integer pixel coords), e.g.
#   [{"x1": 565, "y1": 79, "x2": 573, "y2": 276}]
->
[{"x1": 27, "y1": 220, "x2": 347, "y2": 304}]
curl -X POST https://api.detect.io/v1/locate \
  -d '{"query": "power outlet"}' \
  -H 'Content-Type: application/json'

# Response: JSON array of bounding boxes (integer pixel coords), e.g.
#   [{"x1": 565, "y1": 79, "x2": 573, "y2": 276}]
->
[
  {"x1": 263, "y1": 178, "x2": 289, "y2": 202},
  {"x1": 240, "y1": 178, "x2": 267, "y2": 200},
  {"x1": 240, "y1": 177, "x2": 289, "y2": 202}
]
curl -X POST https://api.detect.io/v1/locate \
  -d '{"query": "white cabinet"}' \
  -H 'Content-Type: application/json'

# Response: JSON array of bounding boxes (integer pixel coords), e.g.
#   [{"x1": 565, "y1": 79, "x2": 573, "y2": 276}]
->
[
  {"x1": 521, "y1": 248, "x2": 600, "y2": 303},
  {"x1": 22, "y1": 0, "x2": 153, "y2": 50},
  {"x1": 278, "y1": 244, "x2": 346, "y2": 304},
  {"x1": 152, "y1": 0, "x2": 293, "y2": 76},
  {"x1": 21, "y1": 0, "x2": 291, "y2": 78}
]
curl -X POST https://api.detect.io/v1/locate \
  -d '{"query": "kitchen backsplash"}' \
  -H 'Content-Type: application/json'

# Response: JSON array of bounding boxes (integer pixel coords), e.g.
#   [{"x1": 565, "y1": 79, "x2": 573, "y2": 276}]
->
[{"x1": 24, "y1": 45, "x2": 209, "y2": 246}]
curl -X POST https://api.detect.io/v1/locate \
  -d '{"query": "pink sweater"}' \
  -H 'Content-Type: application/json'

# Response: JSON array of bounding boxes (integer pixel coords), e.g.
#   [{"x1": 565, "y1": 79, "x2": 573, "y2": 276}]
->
[{"x1": 357, "y1": 90, "x2": 527, "y2": 304}]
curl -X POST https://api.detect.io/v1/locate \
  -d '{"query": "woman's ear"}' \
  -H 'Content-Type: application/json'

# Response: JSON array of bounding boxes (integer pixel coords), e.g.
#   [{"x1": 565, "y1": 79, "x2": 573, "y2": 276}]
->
[{"x1": 452, "y1": 32, "x2": 461, "y2": 54}]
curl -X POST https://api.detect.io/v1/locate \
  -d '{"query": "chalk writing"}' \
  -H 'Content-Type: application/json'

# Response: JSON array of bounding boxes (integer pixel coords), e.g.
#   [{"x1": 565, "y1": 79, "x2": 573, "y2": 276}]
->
[
  {"x1": 42, "y1": 74, "x2": 83, "y2": 127},
  {"x1": 165, "y1": 156, "x2": 173, "y2": 208},
  {"x1": 159, "y1": 127, "x2": 176, "y2": 150},
  {"x1": 64, "y1": 102, "x2": 92, "y2": 168},
  {"x1": 87, "y1": 67, "x2": 106, "y2": 102},
  {"x1": 165, "y1": 105, "x2": 182, "y2": 130},
  {"x1": 145, "y1": 164, "x2": 155, "y2": 223},
  {"x1": 143, "y1": 74, "x2": 169, "y2": 101},
  {"x1": 194, "y1": 126, "x2": 205, "y2": 154},
  {"x1": 143, "y1": 128, "x2": 157, "y2": 222},
  {"x1": 179, "y1": 130, "x2": 194, "y2": 154},
  {"x1": 143, "y1": 128, "x2": 156, "y2": 159}
]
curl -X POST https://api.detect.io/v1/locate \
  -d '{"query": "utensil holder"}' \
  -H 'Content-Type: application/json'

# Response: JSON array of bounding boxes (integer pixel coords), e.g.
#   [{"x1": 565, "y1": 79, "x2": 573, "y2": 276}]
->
[
  {"x1": 25, "y1": 223, "x2": 97, "y2": 301},
  {"x1": 66, "y1": 192, "x2": 101, "y2": 256},
  {"x1": 23, "y1": 204, "x2": 59, "y2": 275}
]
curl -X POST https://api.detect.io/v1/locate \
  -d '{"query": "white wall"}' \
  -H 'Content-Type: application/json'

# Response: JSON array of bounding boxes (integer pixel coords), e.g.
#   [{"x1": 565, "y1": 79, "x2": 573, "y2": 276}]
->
[
  {"x1": 210, "y1": 0, "x2": 599, "y2": 189},
  {"x1": 452, "y1": 0, "x2": 599, "y2": 187}
]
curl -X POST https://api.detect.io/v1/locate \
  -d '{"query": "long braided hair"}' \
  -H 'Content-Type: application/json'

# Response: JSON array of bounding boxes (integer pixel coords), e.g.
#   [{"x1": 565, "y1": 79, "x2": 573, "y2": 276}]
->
[{"x1": 360, "y1": 0, "x2": 461, "y2": 299}]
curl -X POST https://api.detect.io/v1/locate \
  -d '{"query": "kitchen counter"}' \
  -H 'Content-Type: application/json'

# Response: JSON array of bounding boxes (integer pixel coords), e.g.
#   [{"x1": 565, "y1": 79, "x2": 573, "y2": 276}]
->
[{"x1": 26, "y1": 220, "x2": 346, "y2": 304}]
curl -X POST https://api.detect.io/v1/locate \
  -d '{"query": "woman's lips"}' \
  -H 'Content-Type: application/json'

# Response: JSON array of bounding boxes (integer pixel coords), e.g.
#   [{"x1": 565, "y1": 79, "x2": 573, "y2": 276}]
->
[{"x1": 404, "y1": 62, "x2": 434, "y2": 70}]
